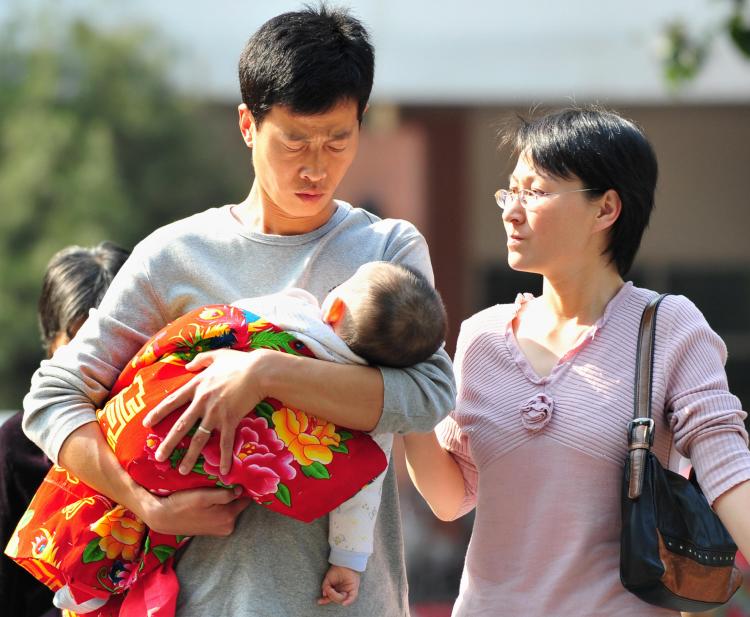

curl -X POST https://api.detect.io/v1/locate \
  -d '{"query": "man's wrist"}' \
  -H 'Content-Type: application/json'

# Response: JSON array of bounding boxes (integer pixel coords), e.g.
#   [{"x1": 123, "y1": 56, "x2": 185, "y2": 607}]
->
[
  {"x1": 122, "y1": 482, "x2": 161, "y2": 525},
  {"x1": 253, "y1": 347, "x2": 291, "y2": 398}
]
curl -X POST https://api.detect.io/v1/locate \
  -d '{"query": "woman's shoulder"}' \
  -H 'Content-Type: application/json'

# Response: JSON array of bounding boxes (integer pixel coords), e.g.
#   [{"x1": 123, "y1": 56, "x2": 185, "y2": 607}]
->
[
  {"x1": 623, "y1": 286, "x2": 723, "y2": 362},
  {"x1": 464, "y1": 302, "x2": 516, "y2": 326},
  {"x1": 608, "y1": 283, "x2": 707, "y2": 326},
  {"x1": 626, "y1": 285, "x2": 712, "y2": 330},
  {"x1": 457, "y1": 302, "x2": 517, "y2": 344}
]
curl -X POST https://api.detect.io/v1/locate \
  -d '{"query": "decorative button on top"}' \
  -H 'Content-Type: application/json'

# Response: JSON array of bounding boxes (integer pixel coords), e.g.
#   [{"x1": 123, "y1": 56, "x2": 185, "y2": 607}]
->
[{"x1": 520, "y1": 393, "x2": 554, "y2": 432}]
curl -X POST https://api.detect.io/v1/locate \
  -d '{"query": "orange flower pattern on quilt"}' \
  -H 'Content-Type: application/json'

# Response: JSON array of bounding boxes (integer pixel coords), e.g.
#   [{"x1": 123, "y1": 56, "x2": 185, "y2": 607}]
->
[{"x1": 90, "y1": 506, "x2": 145, "y2": 562}]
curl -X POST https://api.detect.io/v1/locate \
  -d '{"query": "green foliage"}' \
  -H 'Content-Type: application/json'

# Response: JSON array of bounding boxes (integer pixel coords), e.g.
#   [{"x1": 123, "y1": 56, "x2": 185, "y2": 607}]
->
[
  {"x1": 729, "y1": 12, "x2": 750, "y2": 55},
  {"x1": 662, "y1": 0, "x2": 750, "y2": 86},
  {"x1": 662, "y1": 22, "x2": 709, "y2": 85},
  {"x1": 0, "y1": 10, "x2": 247, "y2": 407}
]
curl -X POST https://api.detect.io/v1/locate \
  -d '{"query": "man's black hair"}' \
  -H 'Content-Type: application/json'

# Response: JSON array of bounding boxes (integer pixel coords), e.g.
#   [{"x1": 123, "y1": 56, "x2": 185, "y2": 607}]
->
[{"x1": 239, "y1": 5, "x2": 374, "y2": 125}]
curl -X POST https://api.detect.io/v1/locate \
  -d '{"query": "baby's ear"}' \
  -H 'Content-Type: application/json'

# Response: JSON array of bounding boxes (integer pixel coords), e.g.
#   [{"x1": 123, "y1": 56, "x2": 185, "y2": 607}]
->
[{"x1": 323, "y1": 296, "x2": 347, "y2": 327}]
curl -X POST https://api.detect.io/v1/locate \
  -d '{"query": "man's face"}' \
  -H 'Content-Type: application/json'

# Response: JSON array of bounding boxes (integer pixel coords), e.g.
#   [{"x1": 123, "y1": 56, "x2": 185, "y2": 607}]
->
[{"x1": 239, "y1": 99, "x2": 361, "y2": 234}]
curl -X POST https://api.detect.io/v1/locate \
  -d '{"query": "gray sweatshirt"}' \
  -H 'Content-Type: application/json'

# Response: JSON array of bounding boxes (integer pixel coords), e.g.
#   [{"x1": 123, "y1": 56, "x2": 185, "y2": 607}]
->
[{"x1": 23, "y1": 201, "x2": 456, "y2": 617}]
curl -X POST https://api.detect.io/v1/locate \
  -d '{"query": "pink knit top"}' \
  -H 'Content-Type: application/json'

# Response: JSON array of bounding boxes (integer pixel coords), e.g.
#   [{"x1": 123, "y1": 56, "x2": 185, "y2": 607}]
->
[{"x1": 437, "y1": 282, "x2": 750, "y2": 617}]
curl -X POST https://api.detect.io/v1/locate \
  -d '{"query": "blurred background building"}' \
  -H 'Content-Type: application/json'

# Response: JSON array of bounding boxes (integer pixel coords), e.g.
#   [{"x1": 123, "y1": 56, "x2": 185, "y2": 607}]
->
[{"x1": 1, "y1": 0, "x2": 749, "y2": 614}]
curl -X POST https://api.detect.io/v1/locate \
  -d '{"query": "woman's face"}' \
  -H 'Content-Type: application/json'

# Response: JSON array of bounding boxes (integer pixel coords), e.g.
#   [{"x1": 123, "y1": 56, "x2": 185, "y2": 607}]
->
[{"x1": 502, "y1": 153, "x2": 605, "y2": 279}]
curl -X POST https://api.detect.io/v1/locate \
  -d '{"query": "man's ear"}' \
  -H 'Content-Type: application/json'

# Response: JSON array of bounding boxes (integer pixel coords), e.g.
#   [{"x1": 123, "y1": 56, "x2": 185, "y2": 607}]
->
[
  {"x1": 594, "y1": 189, "x2": 622, "y2": 233},
  {"x1": 322, "y1": 296, "x2": 347, "y2": 327},
  {"x1": 238, "y1": 103, "x2": 255, "y2": 149}
]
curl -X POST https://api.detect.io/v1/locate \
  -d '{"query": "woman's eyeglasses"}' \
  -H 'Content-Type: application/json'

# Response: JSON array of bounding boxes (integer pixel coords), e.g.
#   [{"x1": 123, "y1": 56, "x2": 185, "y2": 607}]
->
[{"x1": 494, "y1": 187, "x2": 601, "y2": 211}]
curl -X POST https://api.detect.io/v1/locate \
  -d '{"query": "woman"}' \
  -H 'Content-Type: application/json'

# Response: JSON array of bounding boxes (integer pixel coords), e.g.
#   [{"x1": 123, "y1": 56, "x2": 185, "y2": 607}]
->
[
  {"x1": 0, "y1": 241, "x2": 129, "y2": 617},
  {"x1": 403, "y1": 107, "x2": 750, "y2": 616}
]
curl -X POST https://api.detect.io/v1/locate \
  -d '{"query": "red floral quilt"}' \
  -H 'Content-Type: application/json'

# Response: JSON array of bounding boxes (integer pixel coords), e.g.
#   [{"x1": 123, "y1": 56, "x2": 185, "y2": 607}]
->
[{"x1": 5, "y1": 304, "x2": 388, "y2": 615}]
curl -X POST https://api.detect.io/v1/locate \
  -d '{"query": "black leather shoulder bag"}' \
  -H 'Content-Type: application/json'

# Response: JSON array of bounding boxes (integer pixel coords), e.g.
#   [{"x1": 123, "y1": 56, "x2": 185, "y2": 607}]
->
[{"x1": 620, "y1": 293, "x2": 743, "y2": 611}]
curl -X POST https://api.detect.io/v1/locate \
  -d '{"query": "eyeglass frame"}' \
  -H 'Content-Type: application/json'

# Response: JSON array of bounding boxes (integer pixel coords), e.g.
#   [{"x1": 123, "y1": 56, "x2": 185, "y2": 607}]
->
[{"x1": 494, "y1": 187, "x2": 603, "y2": 211}]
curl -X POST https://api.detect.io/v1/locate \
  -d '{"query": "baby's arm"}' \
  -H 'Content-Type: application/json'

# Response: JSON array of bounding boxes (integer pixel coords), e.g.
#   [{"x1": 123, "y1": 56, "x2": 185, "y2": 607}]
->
[{"x1": 328, "y1": 433, "x2": 393, "y2": 573}]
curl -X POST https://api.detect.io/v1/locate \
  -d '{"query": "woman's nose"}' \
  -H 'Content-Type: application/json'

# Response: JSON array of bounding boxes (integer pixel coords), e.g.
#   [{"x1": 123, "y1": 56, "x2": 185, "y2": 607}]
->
[{"x1": 501, "y1": 197, "x2": 525, "y2": 224}]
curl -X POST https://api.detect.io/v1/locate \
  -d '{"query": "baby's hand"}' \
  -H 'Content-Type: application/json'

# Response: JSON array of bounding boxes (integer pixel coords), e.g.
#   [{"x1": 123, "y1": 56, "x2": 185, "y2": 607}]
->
[{"x1": 317, "y1": 565, "x2": 361, "y2": 607}]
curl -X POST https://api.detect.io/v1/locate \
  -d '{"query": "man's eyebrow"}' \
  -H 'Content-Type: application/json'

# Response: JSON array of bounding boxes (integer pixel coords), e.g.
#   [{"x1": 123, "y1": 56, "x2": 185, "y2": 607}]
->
[
  {"x1": 330, "y1": 129, "x2": 353, "y2": 140},
  {"x1": 283, "y1": 131, "x2": 308, "y2": 140}
]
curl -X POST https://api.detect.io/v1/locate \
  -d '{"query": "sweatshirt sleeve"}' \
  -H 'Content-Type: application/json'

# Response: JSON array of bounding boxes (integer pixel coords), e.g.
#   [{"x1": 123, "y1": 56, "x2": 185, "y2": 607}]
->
[
  {"x1": 22, "y1": 241, "x2": 168, "y2": 463},
  {"x1": 372, "y1": 228, "x2": 457, "y2": 434},
  {"x1": 663, "y1": 296, "x2": 750, "y2": 505}
]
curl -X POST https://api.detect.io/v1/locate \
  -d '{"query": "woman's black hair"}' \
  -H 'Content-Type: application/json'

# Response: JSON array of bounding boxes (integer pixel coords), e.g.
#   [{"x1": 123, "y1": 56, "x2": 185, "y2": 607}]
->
[
  {"x1": 504, "y1": 106, "x2": 658, "y2": 276},
  {"x1": 38, "y1": 241, "x2": 130, "y2": 356}
]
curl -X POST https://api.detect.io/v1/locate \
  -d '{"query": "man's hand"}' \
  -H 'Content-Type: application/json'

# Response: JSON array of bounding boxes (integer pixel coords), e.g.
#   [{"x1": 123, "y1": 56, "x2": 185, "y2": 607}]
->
[
  {"x1": 142, "y1": 348, "x2": 273, "y2": 476},
  {"x1": 317, "y1": 565, "x2": 361, "y2": 606},
  {"x1": 140, "y1": 486, "x2": 252, "y2": 536}
]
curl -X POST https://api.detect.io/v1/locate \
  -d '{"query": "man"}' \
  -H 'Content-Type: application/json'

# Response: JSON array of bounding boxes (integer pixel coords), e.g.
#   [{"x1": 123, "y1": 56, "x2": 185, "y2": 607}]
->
[{"x1": 23, "y1": 7, "x2": 455, "y2": 616}]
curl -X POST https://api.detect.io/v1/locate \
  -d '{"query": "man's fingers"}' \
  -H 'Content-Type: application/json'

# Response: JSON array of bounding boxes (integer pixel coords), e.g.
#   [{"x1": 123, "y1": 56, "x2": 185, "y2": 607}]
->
[
  {"x1": 178, "y1": 422, "x2": 213, "y2": 474},
  {"x1": 188, "y1": 487, "x2": 240, "y2": 506},
  {"x1": 143, "y1": 382, "x2": 194, "y2": 427},
  {"x1": 226, "y1": 496, "x2": 251, "y2": 516},
  {"x1": 185, "y1": 350, "x2": 217, "y2": 372},
  {"x1": 219, "y1": 427, "x2": 234, "y2": 475},
  {"x1": 208, "y1": 496, "x2": 251, "y2": 536},
  {"x1": 154, "y1": 400, "x2": 201, "y2": 462}
]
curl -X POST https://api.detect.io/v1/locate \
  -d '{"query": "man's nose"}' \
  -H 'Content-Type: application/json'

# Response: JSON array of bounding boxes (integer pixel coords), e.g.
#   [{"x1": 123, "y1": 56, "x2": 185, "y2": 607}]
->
[{"x1": 301, "y1": 150, "x2": 327, "y2": 183}]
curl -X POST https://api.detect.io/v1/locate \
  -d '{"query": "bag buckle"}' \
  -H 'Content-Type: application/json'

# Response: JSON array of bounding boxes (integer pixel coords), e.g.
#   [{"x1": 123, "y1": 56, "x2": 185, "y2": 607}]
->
[{"x1": 628, "y1": 418, "x2": 654, "y2": 448}]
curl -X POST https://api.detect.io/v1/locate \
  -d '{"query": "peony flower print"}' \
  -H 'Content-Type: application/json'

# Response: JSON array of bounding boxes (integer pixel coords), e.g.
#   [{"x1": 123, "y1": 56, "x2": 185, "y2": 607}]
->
[{"x1": 201, "y1": 416, "x2": 296, "y2": 498}]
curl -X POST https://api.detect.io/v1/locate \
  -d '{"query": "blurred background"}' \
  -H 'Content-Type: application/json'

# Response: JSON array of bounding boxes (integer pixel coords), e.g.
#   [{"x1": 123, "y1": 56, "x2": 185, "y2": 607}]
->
[{"x1": 0, "y1": 0, "x2": 748, "y2": 614}]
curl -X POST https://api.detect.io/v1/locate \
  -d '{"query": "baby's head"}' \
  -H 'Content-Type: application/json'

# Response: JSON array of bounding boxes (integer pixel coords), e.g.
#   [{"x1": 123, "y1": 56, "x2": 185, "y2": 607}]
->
[{"x1": 322, "y1": 262, "x2": 447, "y2": 368}]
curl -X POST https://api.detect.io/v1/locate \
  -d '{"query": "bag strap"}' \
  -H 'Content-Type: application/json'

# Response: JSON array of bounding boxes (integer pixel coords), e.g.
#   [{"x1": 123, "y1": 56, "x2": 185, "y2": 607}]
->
[{"x1": 627, "y1": 293, "x2": 669, "y2": 499}]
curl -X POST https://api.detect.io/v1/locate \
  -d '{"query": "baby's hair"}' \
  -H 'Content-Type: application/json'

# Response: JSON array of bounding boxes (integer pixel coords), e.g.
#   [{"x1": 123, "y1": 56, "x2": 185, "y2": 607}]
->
[{"x1": 340, "y1": 263, "x2": 447, "y2": 368}]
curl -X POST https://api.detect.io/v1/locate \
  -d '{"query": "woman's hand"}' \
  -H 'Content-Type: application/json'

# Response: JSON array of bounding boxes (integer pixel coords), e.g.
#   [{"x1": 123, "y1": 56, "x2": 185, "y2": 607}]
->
[{"x1": 142, "y1": 348, "x2": 273, "y2": 476}]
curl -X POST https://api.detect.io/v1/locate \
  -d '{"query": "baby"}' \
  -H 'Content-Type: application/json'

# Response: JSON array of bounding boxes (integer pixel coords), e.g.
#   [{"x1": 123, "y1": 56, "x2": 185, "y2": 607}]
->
[{"x1": 232, "y1": 261, "x2": 448, "y2": 607}]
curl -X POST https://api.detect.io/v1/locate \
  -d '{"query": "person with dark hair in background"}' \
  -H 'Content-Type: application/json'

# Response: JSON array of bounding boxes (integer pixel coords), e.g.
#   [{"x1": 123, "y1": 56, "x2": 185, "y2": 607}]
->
[
  {"x1": 0, "y1": 241, "x2": 129, "y2": 617},
  {"x1": 403, "y1": 107, "x2": 750, "y2": 616},
  {"x1": 23, "y1": 7, "x2": 455, "y2": 616}
]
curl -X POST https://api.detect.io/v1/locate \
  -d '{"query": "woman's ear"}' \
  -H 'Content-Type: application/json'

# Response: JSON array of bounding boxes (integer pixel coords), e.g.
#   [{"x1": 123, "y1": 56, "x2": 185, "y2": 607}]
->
[
  {"x1": 594, "y1": 189, "x2": 622, "y2": 233},
  {"x1": 238, "y1": 103, "x2": 255, "y2": 149},
  {"x1": 322, "y1": 296, "x2": 347, "y2": 327}
]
